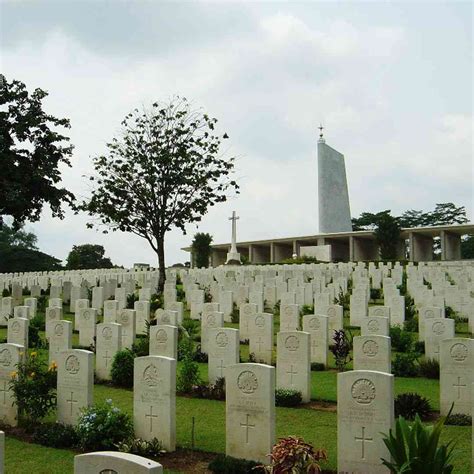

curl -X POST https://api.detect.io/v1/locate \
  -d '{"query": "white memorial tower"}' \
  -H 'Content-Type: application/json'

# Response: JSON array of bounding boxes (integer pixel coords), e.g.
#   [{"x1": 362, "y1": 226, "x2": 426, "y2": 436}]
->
[
  {"x1": 317, "y1": 126, "x2": 352, "y2": 233},
  {"x1": 225, "y1": 211, "x2": 241, "y2": 265}
]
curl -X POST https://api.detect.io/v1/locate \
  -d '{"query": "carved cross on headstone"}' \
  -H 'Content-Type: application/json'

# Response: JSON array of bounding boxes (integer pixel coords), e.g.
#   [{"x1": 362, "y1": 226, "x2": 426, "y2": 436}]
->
[
  {"x1": 256, "y1": 337, "x2": 264, "y2": 352},
  {"x1": 67, "y1": 391, "x2": 78, "y2": 416},
  {"x1": 286, "y1": 365, "x2": 298, "y2": 384},
  {"x1": 217, "y1": 359, "x2": 226, "y2": 378},
  {"x1": 146, "y1": 405, "x2": 158, "y2": 432},
  {"x1": 453, "y1": 376, "x2": 466, "y2": 399},
  {"x1": 355, "y1": 426, "x2": 373, "y2": 460},
  {"x1": 0, "y1": 380, "x2": 7, "y2": 405},
  {"x1": 240, "y1": 413, "x2": 255, "y2": 444},
  {"x1": 103, "y1": 350, "x2": 112, "y2": 367}
]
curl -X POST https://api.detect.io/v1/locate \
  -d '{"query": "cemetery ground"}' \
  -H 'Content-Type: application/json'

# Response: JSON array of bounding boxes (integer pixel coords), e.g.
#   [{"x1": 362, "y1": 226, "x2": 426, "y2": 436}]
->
[{"x1": 0, "y1": 303, "x2": 471, "y2": 474}]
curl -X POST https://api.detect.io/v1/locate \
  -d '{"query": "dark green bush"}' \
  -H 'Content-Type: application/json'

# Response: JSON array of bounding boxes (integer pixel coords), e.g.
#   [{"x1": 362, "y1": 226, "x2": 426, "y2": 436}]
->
[
  {"x1": 413, "y1": 340, "x2": 425, "y2": 354},
  {"x1": 404, "y1": 317, "x2": 419, "y2": 333},
  {"x1": 192, "y1": 344, "x2": 208, "y2": 363},
  {"x1": 417, "y1": 358, "x2": 440, "y2": 379},
  {"x1": 275, "y1": 388, "x2": 302, "y2": 407},
  {"x1": 29, "y1": 316, "x2": 46, "y2": 349},
  {"x1": 392, "y1": 353, "x2": 418, "y2": 377},
  {"x1": 110, "y1": 349, "x2": 135, "y2": 388},
  {"x1": 177, "y1": 343, "x2": 201, "y2": 394},
  {"x1": 370, "y1": 288, "x2": 382, "y2": 300},
  {"x1": 300, "y1": 304, "x2": 314, "y2": 316},
  {"x1": 126, "y1": 293, "x2": 139, "y2": 309},
  {"x1": 181, "y1": 318, "x2": 199, "y2": 340},
  {"x1": 149, "y1": 293, "x2": 163, "y2": 313},
  {"x1": 230, "y1": 302, "x2": 239, "y2": 323},
  {"x1": 445, "y1": 413, "x2": 472, "y2": 426},
  {"x1": 2, "y1": 289, "x2": 10, "y2": 297},
  {"x1": 33, "y1": 422, "x2": 78, "y2": 448},
  {"x1": 389, "y1": 326, "x2": 412, "y2": 352},
  {"x1": 208, "y1": 454, "x2": 263, "y2": 473},
  {"x1": 193, "y1": 378, "x2": 226, "y2": 401},
  {"x1": 394, "y1": 392, "x2": 432, "y2": 420},
  {"x1": 311, "y1": 362, "x2": 326, "y2": 371}
]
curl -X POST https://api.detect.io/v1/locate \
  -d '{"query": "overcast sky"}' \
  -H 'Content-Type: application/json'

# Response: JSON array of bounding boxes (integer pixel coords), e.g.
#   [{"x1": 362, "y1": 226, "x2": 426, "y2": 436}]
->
[{"x1": 1, "y1": 1, "x2": 473, "y2": 267}]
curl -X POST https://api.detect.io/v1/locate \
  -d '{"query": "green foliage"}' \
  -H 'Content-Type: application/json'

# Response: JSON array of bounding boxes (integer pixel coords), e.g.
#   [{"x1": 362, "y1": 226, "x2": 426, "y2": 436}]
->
[
  {"x1": 262, "y1": 436, "x2": 327, "y2": 473},
  {"x1": 117, "y1": 437, "x2": 165, "y2": 457},
  {"x1": 311, "y1": 362, "x2": 326, "y2": 371},
  {"x1": 177, "y1": 340, "x2": 201, "y2": 393},
  {"x1": 413, "y1": 340, "x2": 425, "y2": 354},
  {"x1": 404, "y1": 317, "x2": 419, "y2": 333},
  {"x1": 381, "y1": 414, "x2": 455, "y2": 474},
  {"x1": 374, "y1": 211, "x2": 402, "y2": 260},
  {"x1": 370, "y1": 288, "x2": 382, "y2": 300},
  {"x1": 280, "y1": 256, "x2": 321, "y2": 264},
  {"x1": 193, "y1": 377, "x2": 226, "y2": 401},
  {"x1": 33, "y1": 422, "x2": 79, "y2": 448},
  {"x1": 76, "y1": 399, "x2": 134, "y2": 451},
  {"x1": 300, "y1": 304, "x2": 314, "y2": 316},
  {"x1": 393, "y1": 353, "x2": 418, "y2": 377},
  {"x1": 275, "y1": 389, "x2": 302, "y2": 407},
  {"x1": 460, "y1": 235, "x2": 474, "y2": 259},
  {"x1": 230, "y1": 302, "x2": 239, "y2": 323},
  {"x1": 404, "y1": 294, "x2": 416, "y2": 320},
  {"x1": 192, "y1": 232, "x2": 213, "y2": 268},
  {"x1": 80, "y1": 97, "x2": 239, "y2": 292},
  {"x1": 330, "y1": 329, "x2": 352, "y2": 372},
  {"x1": 208, "y1": 454, "x2": 263, "y2": 474},
  {"x1": 10, "y1": 352, "x2": 57, "y2": 424},
  {"x1": 110, "y1": 349, "x2": 135, "y2": 388},
  {"x1": 395, "y1": 393, "x2": 432, "y2": 421},
  {"x1": 66, "y1": 244, "x2": 113, "y2": 270},
  {"x1": 0, "y1": 76, "x2": 74, "y2": 228},
  {"x1": 445, "y1": 413, "x2": 472, "y2": 426},
  {"x1": 334, "y1": 290, "x2": 350, "y2": 311},
  {"x1": 417, "y1": 358, "x2": 440, "y2": 379},
  {"x1": 399, "y1": 203, "x2": 468, "y2": 228},
  {"x1": 389, "y1": 326, "x2": 413, "y2": 352},
  {"x1": 149, "y1": 293, "x2": 163, "y2": 313},
  {"x1": 0, "y1": 222, "x2": 38, "y2": 251},
  {"x1": 126, "y1": 292, "x2": 139, "y2": 309},
  {"x1": 29, "y1": 314, "x2": 46, "y2": 348},
  {"x1": 0, "y1": 246, "x2": 63, "y2": 273}
]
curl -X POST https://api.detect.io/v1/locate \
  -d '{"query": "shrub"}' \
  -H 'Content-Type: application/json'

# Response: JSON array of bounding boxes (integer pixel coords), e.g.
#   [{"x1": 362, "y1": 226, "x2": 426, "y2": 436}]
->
[
  {"x1": 117, "y1": 437, "x2": 165, "y2": 457},
  {"x1": 76, "y1": 399, "x2": 134, "y2": 451},
  {"x1": 395, "y1": 393, "x2": 432, "y2": 421},
  {"x1": 231, "y1": 302, "x2": 239, "y2": 323},
  {"x1": 193, "y1": 378, "x2": 226, "y2": 401},
  {"x1": 149, "y1": 293, "x2": 163, "y2": 313},
  {"x1": 311, "y1": 362, "x2": 325, "y2": 371},
  {"x1": 2, "y1": 289, "x2": 10, "y2": 297},
  {"x1": 132, "y1": 336, "x2": 149, "y2": 357},
  {"x1": 181, "y1": 318, "x2": 199, "y2": 340},
  {"x1": 445, "y1": 306, "x2": 456, "y2": 319},
  {"x1": 126, "y1": 293, "x2": 139, "y2": 309},
  {"x1": 275, "y1": 389, "x2": 302, "y2": 407},
  {"x1": 177, "y1": 334, "x2": 194, "y2": 361},
  {"x1": 33, "y1": 422, "x2": 79, "y2": 448},
  {"x1": 29, "y1": 314, "x2": 46, "y2": 348},
  {"x1": 10, "y1": 351, "x2": 57, "y2": 424},
  {"x1": 370, "y1": 288, "x2": 382, "y2": 300},
  {"x1": 110, "y1": 349, "x2": 135, "y2": 388},
  {"x1": 392, "y1": 353, "x2": 418, "y2": 377},
  {"x1": 208, "y1": 454, "x2": 263, "y2": 473},
  {"x1": 381, "y1": 414, "x2": 454, "y2": 473},
  {"x1": 37, "y1": 294, "x2": 48, "y2": 313},
  {"x1": 404, "y1": 316, "x2": 419, "y2": 333},
  {"x1": 273, "y1": 301, "x2": 281, "y2": 316},
  {"x1": 413, "y1": 340, "x2": 425, "y2": 354},
  {"x1": 263, "y1": 436, "x2": 327, "y2": 473},
  {"x1": 330, "y1": 329, "x2": 352, "y2": 372},
  {"x1": 445, "y1": 413, "x2": 472, "y2": 426},
  {"x1": 334, "y1": 290, "x2": 350, "y2": 311},
  {"x1": 417, "y1": 358, "x2": 440, "y2": 379},
  {"x1": 389, "y1": 326, "x2": 412, "y2": 352},
  {"x1": 404, "y1": 294, "x2": 416, "y2": 320},
  {"x1": 300, "y1": 304, "x2": 314, "y2": 316},
  {"x1": 193, "y1": 344, "x2": 208, "y2": 363},
  {"x1": 177, "y1": 342, "x2": 201, "y2": 394}
]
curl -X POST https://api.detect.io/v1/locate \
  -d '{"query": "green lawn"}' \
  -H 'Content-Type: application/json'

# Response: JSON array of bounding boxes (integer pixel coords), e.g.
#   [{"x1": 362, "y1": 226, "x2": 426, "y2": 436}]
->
[{"x1": 2, "y1": 301, "x2": 471, "y2": 473}]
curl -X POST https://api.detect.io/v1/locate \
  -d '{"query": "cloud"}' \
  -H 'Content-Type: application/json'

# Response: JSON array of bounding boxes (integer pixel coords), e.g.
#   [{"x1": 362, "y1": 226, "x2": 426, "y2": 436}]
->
[{"x1": 2, "y1": 3, "x2": 472, "y2": 267}]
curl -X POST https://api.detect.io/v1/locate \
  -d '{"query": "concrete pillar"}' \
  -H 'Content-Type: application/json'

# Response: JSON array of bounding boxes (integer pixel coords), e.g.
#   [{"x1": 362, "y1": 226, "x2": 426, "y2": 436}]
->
[
  {"x1": 350, "y1": 237, "x2": 379, "y2": 261},
  {"x1": 270, "y1": 243, "x2": 275, "y2": 263},
  {"x1": 440, "y1": 231, "x2": 461, "y2": 261},
  {"x1": 409, "y1": 233, "x2": 434, "y2": 262},
  {"x1": 248, "y1": 245, "x2": 254, "y2": 263},
  {"x1": 293, "y1": 240, "x2": 301, "y2": 257}
]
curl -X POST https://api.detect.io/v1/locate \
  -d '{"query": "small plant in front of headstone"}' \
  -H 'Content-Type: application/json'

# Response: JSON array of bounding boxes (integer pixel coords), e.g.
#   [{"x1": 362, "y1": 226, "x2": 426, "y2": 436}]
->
[
  {"x1": 404, "y1": 316, "x2": 419, "y2": 333},
  {"x1": 392, "y1": 353, "x2": 418, "y2": 377},
  {"x1": 29, "y1": 314, "x2": 46, "y2": 348},
  {"x1": 10, "y1": 351, "x2": 57, "y2": 426},
  {"x1": 381, "y1": 413, "x2": 455, "y2": 473},
  {"x1": 208, "y1": 454, "x2": 263, "y2": 473},
  {"x1": 395, "y1": 393, "x2": 432, "y2": 421},
  {"x1": 330, "y1": 329, "x2": 352, "y2": 372},
  {"x1": 445, "y1": 413, "x2": 472, "y2": 426},
  {"x1": 117, "y1": 437, "x2": 166, "y2": 458},
  {"x1": 177, "y1": 342, "x2": 201, "y2": 394},
  {"x1": 389, "y1": 326, "x2": 413, "y2": 352},
  {"x1": 275, "y1": 388, "x2": 302, "y2": 407},
  {"x1": 413, "y1": 340, "x2": 425, "y2": 354},
  {"x1": 126, "y1": 292, "x2": 139, "y2": 309},
  {"x1": 76, "y1": 399, "x2": 134, "y2": 451},
  {"x1": 33, "y1": 421, "x2": 79, "y2": 448},
  {"x1": 300, "y1": 304, "x2": 314, "y2": 316},
  {"x1": 261, "y1": 436, "x2": 327, "y2": 473},
  {"x1": 193, "y1": 377, "x2": 226, "y2": 401},
  {"x1": 2, "y1": 288, "x2": 10, "y2": 297},
  {"x1": 110, "y1": 349, "x2": 135, "y2": 388},
  {"x1": 230, "y1": 302, "x2": 239, "y2": 323},
  {"x1": 149, "y1": 293, "x2": 163, "y2": 313},
  {"x1": 334, "y1": 290, "x2": 350, "y2": 312},
  {"x1": 310, "y1": 362, "x2": 326, "y2": 372},
  {"x1": 417, "y1": 357, "x2": 440, "y2": 379}
]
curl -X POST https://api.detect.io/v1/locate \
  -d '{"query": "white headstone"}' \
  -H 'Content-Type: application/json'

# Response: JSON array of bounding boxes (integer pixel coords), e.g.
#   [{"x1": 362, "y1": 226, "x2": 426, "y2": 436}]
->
[
  {"x1": 208, "y1": 328, "x2": 239, "y2": 384},
  {"x1": 74, "y1": 452, "x2": 163, "y2": 474},
  {"x1": 249, "y1": 313, "x2": 273, "y2": 365},
  {"x1": 7, "y1": 318, "x2": 28, "y2": 348},
  {"x1": 149, "y1": 325, "x2": 178, "y2": 360},
  {"x1": 353, "y1": 335, "x2": 391, "y2": 374},
  {"x1": 302, "y1": 314, "x2": 329, "y2": 366},
  {"x1": 48, "y1": 320, "x2": 72, "y2": 365},
  {"x1": 96, "y1": 323, "x2": 122, "y2": 380},
  {"x1": 0, "y1": 343, "x2": 23, "y2": 426},
  {"x1": 117, "y1": 309, "x2": 137, "y2": 349}
]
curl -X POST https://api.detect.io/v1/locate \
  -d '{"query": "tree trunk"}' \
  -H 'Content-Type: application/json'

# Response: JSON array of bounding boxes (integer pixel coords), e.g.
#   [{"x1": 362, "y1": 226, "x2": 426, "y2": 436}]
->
[{"x1": 157, "y1": 236, "x2": 166, "y2": 294}]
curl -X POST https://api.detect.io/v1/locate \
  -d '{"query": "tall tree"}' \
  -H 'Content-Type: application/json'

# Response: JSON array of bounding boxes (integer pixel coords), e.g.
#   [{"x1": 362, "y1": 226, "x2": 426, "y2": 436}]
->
[
  {"x1": 0, "y1": 222, "x2": 38, "y2": 251},
  {"x1": 192, "y1": 232, "x2": 213, "y2": 268},
  {"x1": 66, "y1": 244, "x2": 113, "y2": 270},
  {"x1": 398, "y1": 203, "x2": 468, "y2": 228},
  {"x1": 81, "y1": 98, "x2": 238, "y2": 291},
  {"x1": 374, "y1": 211, "x2": 402, "y2": 260},
  {"x1": 0, "y1": 75, "x2": 75, "y2": 229}
]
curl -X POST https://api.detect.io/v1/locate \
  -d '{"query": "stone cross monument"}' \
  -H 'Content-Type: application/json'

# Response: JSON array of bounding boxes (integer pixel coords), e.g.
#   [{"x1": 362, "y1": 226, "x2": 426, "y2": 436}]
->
[{"x1": 225, "y1": 211, "x2": 241, "y2": 265}]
